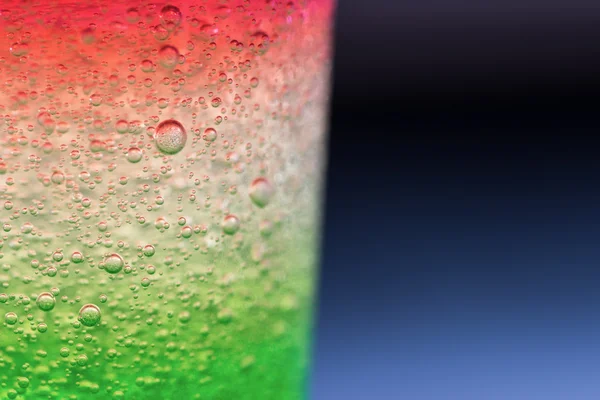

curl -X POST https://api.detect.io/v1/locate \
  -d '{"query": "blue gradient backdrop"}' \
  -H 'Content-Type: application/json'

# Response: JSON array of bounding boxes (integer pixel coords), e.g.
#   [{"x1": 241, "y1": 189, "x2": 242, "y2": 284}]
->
[{"x1": 311, "y1": 0, "x2": 600, "y2": 399}]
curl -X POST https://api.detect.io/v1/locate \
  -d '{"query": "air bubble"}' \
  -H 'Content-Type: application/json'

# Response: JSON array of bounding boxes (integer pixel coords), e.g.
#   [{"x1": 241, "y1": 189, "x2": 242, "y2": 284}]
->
[
  {"x1": 203, "y1": 127, "x2": 217, "y2": 142},
  {"x1": 160, "y1": 5, "x2": 182, "y2": 31},
  {"x1": 51, "y1": 171, "x2": 65, "y2": 184},
  {"x1": 143, "y1": 245, "x2": 155, "y2": 257},
  {"x1": 78, "y1": 304, "x2": 101, "y2": 327},
  {"x1": 141, "y1": 59, "x2": 155, "y2": 73},
  {"x1": 158, "y1": 45, "x2": 180, "y2": 69},
  {"x1": 5, "y1": 312, "x2": 18, "y2": 325},
  {"x1": 126, "y1": 7, "x2": 140, "y2": 23},
  {"x1": 116, "y1": 119, "x2": 129, "y2": 134},
  {"x1": 36, "y1": 292, "x2": 56, "y2": 311},
  {"x1": 104, "y1": 253, "x2": 124, "y2": 274},
  {"x1": 89, "y1": 93, "x2": 103, "y2": 106},
  {"x1": 71, "y1": 251, "x2": 84, "y2": 263},
  {"x1": 249, "y1": 177, "x2": 274, "y2": 208},
  {"x1": 127, "y1": 147, "x2": 143, "y2": 163},
  {"x1": 155, "y1": 119, "x2": 187, "y2": 154},
  {"x1": 222, "y1": 214, "x2": 240, "y2": 235},
  {"x1": 181, "y1": 226, "x2": 193, "y2": 238}
]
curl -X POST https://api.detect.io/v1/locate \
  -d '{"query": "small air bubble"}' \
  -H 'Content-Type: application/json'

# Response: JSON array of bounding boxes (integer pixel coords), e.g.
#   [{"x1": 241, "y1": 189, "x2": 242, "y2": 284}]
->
[
  {"x1": 249, "y1": 177, "x2": 274, "y2": 208},
  {"x1": 36, "y1": 292, "x2": 56, "y2": 311},
  {"x1": 222, "y1": 214, "x2": 240, "y2": 235},
  {"x1": 104, "y1": 253, "x2": 124, "y2": 274},
  {"x1": 160, "y1": 5, "x2": 182, "y2": 31},
  {"x1": 78, "y1": 304, "x2": 101, "y2": 327},
  {"x1": 127, "y1": 147, "x2": 143, "y2": 163}
]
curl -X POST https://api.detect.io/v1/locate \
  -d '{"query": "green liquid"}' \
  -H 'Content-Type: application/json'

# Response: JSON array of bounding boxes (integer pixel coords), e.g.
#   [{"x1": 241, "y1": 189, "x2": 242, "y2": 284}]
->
[{"x1": 1, "y1": 228, "x2": 318, "y2": 399}]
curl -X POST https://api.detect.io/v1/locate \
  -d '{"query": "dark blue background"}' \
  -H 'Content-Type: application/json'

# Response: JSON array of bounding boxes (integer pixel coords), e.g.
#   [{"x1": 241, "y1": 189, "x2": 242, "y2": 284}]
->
[{"x1": 312, "y1": 0, "x2": 600, "y2": 399}]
